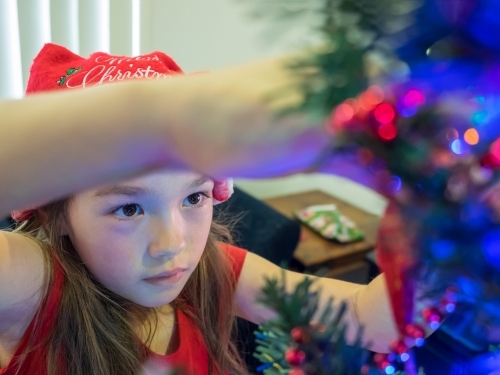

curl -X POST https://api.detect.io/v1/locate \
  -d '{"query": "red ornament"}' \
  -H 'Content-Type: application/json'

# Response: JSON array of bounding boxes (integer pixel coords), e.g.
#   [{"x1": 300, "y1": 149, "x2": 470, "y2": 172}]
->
[
  {"x1": 291, "y1": 327, "x2": 308, "y2": 343},
  {"x1": 373, "y1": 353, "x2": 388, "y2": 365},
  {"x1": 390, "y1": 338, "x2": 408, "y2": 354},
  {"x1": 288, "y1": 369, "x2": 305, "y2": 375},
  {"x1": 405, "y1": 324, "x2": 425, "y2": 339},
  {"x1": 310, "y1": 323, "x2": 326, "y2": 333},
  {"x1": 374, "y1": 353, "x2": 392, "y2": 370},
  {"x1": 285, "y1": 348, "x2": 306, "y2": 367},
  {"x1": 422, "y1": 307, "x2": 443, "y2": 323},
  {"x1": 380, "y1": 360, "x2": 391, "y2": 370}
]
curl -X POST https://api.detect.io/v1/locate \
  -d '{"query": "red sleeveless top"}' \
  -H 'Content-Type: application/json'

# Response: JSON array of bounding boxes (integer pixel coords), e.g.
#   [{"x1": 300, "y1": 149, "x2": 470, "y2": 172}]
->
[{"x1": 0, "y1": 244, "x2": 247, "y2": 375}]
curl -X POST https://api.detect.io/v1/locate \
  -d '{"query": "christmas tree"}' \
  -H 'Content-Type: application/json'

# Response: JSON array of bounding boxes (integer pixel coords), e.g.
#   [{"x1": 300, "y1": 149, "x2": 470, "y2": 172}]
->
[
  {"x1": 253, "y1": 273, "x2": 424, "y2": 374},
  {"x1": 249, "y1": 0, "x2": 500, "y2": 374}
]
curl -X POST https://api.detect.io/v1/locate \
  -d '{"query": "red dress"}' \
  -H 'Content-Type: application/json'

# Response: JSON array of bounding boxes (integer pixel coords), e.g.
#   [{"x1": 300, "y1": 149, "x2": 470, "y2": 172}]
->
[{"x1": 0, "y1": 244, "x2": 247, "y2": 375}]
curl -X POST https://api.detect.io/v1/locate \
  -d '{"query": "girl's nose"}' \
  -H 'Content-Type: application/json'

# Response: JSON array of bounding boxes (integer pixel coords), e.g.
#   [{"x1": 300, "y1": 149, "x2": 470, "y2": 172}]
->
[{"x1": 147, "y1": 216, "x2": 186, "y2": 259}]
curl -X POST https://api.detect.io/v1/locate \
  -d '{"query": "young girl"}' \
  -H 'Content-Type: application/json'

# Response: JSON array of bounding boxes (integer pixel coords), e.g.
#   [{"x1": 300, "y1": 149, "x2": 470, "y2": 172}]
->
[{"x1": 0, "y1": 44, "x2": 398, "y2": 375}]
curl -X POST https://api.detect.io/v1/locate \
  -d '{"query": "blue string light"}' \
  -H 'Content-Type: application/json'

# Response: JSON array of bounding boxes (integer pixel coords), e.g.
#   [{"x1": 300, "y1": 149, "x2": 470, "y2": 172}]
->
[{"x1": 256, "y1": 363, "x2": 273, "y2": 372}]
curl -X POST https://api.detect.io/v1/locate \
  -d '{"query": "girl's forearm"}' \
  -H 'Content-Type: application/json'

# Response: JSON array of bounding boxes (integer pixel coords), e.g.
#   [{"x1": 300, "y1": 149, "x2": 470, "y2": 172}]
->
[
  {"x1": 309, "y1": 273, "x2": 397, "y2": 352},
  {"x1": 0, "y1": 82, "x2": 167, "y2": 218},
  {"x1": 0, "y1": 54, "x2": 305, "y2": 218},
  {"x1": 142, "y1": 54, "x2": 306, "y2": 177},
  {"x1": 350, "y1": 274, "x2": 399, "y2": 352}
]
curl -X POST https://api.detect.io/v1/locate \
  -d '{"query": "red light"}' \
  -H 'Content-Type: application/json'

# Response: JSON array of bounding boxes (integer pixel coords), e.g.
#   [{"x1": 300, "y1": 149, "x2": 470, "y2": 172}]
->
[
  {"x1": 358, "y1": 87, "x2": 384, "y2": 111},
  {"x1": 344, "y1": 98, "x2": 359, "y2": 114},
  {"x1": 334, "y1": 103, "x2": 354, "y2": 122},
  {"x1": 490, "y1": 137, "x2": 500, "y2": 161},
  {"x1": 378, "y1": 123, "x2": 397, "y2": 141},
  {"x1": 374, "y1": 103, "x2": 396, "y2": 124}
]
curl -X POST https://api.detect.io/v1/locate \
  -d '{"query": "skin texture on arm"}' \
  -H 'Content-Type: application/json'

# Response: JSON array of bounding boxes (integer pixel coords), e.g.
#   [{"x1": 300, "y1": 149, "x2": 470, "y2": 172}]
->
[
  {"x1": 0, "y1": 53, "x2": 326, "y2": 219},
  {"x1": 0, "y1": 83, "x2": 161, "y2": 219},
  {"x1": 0, "y1": 231, "x2": 45, "y2": 364},
  {"x1": 235, "y1": 252, "x2": 399, "y2": 353}
]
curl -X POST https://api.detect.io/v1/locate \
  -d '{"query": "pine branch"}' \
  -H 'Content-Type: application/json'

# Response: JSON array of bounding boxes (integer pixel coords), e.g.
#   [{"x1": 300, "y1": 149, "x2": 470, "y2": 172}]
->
[
  {"x1": 254, "y1": 273, "x2": 370, "y2": 375},
  {"x1": 243, "y1": 0, "x2": 423, "y2": 119}
]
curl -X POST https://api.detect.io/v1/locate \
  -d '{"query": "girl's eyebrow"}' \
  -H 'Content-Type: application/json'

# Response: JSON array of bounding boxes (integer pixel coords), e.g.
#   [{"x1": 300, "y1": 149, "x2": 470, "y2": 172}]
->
[
  {"x1": 94, "y1": 177, "x2": 211, "y2": 198},
  {"x1": 187, "y1": 176, "x2": 211, "y2": 189},
  {"x1": 94, "y1": 186, "x2": 157, "y2": 198}
]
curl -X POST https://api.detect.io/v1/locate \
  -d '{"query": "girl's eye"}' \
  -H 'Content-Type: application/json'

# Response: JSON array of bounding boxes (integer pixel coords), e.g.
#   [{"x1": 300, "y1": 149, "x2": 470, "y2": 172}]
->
[
  {"x1": 184, "y1": 192, "x2": 209, "y2": 207},
  {"x1": 115, "y1": 204, "x2": 143, "y2": 218}
]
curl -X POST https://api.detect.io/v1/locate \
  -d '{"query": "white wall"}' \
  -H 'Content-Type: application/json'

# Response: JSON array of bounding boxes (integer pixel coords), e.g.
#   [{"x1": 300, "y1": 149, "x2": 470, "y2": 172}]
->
[
  {"x1": 138, "y1": 0, "x2": 319, "y2": 72},
  {"x1": 0, "y1": 0, "x2": 319, "y2": 100},
  {"x1": 0, "y1": 0, "x2": 23, "y2": 99}
]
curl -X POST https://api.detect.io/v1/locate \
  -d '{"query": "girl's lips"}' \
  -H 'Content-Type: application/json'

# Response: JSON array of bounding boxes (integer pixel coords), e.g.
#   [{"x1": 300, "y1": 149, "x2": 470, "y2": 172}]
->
[{"x1": 143, "y1": 268, "x2": 187, "y2": 286}]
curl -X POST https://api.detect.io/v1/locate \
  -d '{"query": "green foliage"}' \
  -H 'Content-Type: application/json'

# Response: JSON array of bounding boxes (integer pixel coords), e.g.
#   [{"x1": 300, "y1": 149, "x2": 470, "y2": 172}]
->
[
  {"x1": 253, "y1": 272, "x2": 370, "y2": 375},
  {"x1": 245, "y1": 0, "x2": 421, "y2": 120}
]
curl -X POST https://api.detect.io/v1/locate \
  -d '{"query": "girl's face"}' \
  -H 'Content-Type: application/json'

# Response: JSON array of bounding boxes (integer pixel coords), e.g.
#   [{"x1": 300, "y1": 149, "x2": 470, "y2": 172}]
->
[{"x1": 67, "y1": 171, "x2": 214, "y2": 307}]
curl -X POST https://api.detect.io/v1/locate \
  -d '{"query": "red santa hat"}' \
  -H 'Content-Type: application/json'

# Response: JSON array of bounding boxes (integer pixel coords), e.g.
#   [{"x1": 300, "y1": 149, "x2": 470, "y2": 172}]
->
[{"x1": 11, "y1": 43, "x2": 233, "y2": 222}]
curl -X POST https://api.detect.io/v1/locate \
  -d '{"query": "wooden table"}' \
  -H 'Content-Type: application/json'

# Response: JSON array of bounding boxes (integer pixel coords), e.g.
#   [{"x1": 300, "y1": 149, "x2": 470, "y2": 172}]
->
[{"x1": 264, "y1": 190, "x2": 380, "y2": 281}]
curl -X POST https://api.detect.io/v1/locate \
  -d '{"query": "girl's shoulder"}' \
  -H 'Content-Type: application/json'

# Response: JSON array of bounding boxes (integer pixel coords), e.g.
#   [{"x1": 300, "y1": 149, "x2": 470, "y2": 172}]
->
[
  {"x1": 217, "y1": 242, "x2": 248, "y2": 281},
  {"x1": 0, "y1": 231, "x2": 46, "y2": 330}
]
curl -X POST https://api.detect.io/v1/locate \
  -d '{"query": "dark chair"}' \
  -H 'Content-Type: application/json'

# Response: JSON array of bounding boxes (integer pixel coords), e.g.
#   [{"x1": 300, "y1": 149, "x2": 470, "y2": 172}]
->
[{"x1": 0, "y1": 217, "x2": 13, "y2": 231}]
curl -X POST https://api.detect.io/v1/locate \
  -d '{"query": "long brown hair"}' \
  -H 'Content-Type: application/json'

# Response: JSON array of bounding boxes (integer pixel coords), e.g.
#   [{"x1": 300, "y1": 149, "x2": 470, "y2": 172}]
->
[{"x1": 14, "y1": 198, "x2": 248, "y2": 375}]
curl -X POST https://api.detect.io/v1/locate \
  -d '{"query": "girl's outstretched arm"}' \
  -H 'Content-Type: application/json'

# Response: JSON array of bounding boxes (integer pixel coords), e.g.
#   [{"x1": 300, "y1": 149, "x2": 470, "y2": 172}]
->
[
  {"x1": 0, "y1": 54, "x2": 327, "y2": 219},
  {"x1": 235, "y1": 252, "x2": 399, "y2": 353}
]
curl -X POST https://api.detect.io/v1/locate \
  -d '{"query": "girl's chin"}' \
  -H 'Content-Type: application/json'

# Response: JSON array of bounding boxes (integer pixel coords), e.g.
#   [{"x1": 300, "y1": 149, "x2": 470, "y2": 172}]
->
[
  {"x1": 132, "y1": 291, "x2": 181, "y2": 309},
  {"x1": 117, "y1": 280, "x2": 187, "y2": 308}
]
